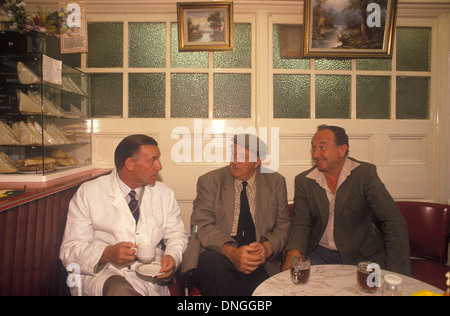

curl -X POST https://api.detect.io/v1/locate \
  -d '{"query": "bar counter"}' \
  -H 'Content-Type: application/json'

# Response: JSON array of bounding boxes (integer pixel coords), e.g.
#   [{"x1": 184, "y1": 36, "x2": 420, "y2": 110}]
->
[
  {"x1": 0, "y1": 169, "x2": 112, "y2": 213},
  {"x1": 0, "y1": 168, "x2": 112, "y2": 296}
]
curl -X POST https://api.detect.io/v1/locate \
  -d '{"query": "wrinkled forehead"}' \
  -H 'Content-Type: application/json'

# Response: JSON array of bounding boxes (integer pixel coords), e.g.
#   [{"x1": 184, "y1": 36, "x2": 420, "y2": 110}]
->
[
  {"x1": 312, "y1": 129, "x2": 335, "y2": 145},
  {"x1": 136, "y1": 144, "x2": 161, "y2": 159}
]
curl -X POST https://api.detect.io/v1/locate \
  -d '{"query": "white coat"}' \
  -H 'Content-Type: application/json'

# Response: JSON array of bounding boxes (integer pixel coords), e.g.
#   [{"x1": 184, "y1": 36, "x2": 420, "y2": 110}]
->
[{"x1": 59, "y1": 169, "x2": 188, "y2": 296}]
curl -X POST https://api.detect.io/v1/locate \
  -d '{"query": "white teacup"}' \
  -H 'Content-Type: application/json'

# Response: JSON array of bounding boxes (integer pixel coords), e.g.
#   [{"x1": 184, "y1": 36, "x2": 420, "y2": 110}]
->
[{"x1": 137, "y1": 242, "x2": 157, "y2": 264}]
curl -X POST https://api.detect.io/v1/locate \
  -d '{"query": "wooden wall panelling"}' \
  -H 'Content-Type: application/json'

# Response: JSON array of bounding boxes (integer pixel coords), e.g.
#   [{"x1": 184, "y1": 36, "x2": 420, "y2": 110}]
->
[{"x1": 0, "y1": 186, "x2": 78, "y2": 296}]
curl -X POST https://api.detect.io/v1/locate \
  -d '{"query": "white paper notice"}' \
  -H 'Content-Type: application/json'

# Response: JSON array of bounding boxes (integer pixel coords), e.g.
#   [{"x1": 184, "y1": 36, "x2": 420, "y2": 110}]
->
[
  {"x1": 60, "y1": 2, "x2": 88, "y2": 54},
  {"x1": 42, "y1": 55, "x2": 62, "y2": 85}
]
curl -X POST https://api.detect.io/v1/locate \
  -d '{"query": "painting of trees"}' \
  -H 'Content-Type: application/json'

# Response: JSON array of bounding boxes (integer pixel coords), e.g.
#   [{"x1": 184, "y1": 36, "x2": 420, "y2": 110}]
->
[{"x1": 310, "y1": 0, "x2": 391, "y2": 50}]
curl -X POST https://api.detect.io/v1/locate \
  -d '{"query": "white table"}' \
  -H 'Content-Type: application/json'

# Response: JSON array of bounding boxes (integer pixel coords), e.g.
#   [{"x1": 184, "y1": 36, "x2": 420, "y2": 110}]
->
[{"x1": 253, "y1": 265, "x2": 444, "y2": 296}]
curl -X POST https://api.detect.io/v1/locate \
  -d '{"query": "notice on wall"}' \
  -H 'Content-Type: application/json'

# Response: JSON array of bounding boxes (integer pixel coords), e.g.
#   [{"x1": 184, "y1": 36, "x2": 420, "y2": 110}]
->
[
  {"x1": 59, "y1": 1, "x2": 88, "y2": 54},
  {"x1": 43, "y1": 55, "x2": 62, "y2": 85}
]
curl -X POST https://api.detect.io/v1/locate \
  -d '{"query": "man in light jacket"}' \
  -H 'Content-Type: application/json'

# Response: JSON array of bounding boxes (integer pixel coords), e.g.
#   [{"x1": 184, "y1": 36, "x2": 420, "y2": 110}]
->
[
  {"x1": 60, "y1": 134, "x2": 188, "y2": 296},
  {"x1": 182, "y1": 134, "x2": 290, "y2": 296}
]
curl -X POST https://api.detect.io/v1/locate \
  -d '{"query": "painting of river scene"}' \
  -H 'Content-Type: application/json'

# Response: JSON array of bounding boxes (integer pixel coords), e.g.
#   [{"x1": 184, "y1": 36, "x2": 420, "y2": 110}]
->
[
  {"x1": 178, "y1": 2, "x2": 234, "y2": 52},
  {"x1": 303, "y1": 0, "x2": 397, "y2": 58}
]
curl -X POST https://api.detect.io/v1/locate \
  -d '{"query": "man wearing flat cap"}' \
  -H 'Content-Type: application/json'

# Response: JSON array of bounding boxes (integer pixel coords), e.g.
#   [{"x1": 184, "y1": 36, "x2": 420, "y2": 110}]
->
[{"x1": 181, "y1": 134, "x2": 290, "y2": 296}]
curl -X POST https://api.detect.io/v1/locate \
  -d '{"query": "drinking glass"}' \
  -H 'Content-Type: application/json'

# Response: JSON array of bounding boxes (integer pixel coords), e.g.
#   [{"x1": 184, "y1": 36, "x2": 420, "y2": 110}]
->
[
  {"x1": 357, "y1": 261, "x2": 380, "y2": 293},
  {"x1": 291, "y1": 255, "x2": 311, "y2": 285},
  {"x1": 382, "y1": 274, "x2": 403, "y2": 296}
]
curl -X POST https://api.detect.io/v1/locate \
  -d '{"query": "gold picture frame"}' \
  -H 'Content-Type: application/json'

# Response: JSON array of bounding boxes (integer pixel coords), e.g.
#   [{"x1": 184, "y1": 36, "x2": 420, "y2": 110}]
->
[
  {"x1": 303, "y1": 0, "x2": 398, "y2": 58},
  {"x1": 177, "y1": 1, "x2": 234, "y2": 52}
]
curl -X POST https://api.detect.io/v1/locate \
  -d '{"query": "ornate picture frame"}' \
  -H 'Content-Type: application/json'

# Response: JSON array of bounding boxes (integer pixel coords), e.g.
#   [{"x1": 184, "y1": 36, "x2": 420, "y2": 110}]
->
[
  {"x1": 177, "y1": 1, "x2": 234, "y2": 52},
  {"x1": 303, "y1": 0, "x2": 398, "y2": 58}
]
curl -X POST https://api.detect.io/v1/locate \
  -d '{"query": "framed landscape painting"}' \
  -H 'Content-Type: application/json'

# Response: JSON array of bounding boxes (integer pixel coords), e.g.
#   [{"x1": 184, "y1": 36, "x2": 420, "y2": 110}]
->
[
  {"x1": 177, "y1": 1, "x2": 234, "y2": 52},
  {"x1": 303, "y1": 0, "x2": 398, "y2": 58}
]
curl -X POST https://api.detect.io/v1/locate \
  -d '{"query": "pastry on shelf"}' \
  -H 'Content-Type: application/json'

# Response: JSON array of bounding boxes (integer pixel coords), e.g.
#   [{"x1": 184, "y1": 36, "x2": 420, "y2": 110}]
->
[
  {"x1": 18, "y1": 91, "x2": 66, "y2": 117},
  {"x1": 61, "y1": 123, "x2": 90, "y2": 143},
  {"x1": 45, "y1": 123, "x2": 70, "y2": 145},
  {"x1": 51, "y1": 149, "x2": 78, "y2": 167},
  {"x1": 15, "y1": 121, "x2": 70, "y2": 146},
  {"x1": 56, "y1": 157, "x2": 78, "y2": 167},
  {"x1": 0, "y1": 152, "x2": 18, "y2": 174},
  {"x1": 51, "y1": 149, "x2": 68, "y2": 159},
  {"x1": 69, "y1": 104, "x2": 87, "y2": 119},
  {"x1": 17, "y1": 62, "x2": 87, "y2": 97},
  {"x1": 62, "y1": 76, "x2": 88, "y2": 96},
  {"x1": 0, "y1": 122, "x2": 20, "y2": 145},
  {"x1": 17, "y1": 62, "x2": 41, "y2": 85},
  {"x1": 16, "y1": 156, "x2": 57, "y2": 173},
  {"x1": 18, "y1": 91, "x2": 42, "y2": 115},
  {"x1": 19, "y1": 121, "x2": 41, "y2": 146}
]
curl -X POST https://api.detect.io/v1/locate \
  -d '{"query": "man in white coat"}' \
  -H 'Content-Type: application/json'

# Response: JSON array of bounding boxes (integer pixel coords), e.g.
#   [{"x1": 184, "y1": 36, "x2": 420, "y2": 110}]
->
[{"x1": 60, "y1": 134, "x2": 188, "y2": 296}]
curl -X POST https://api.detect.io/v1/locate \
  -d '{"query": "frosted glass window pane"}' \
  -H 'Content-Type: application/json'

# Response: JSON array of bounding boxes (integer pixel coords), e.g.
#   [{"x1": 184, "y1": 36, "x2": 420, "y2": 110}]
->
[
  {"x1": 356, "y1": 76, "x2": 391, "y2": 119},
  {"x1": 129, "y1": 23, "x2": 165, "y2": 68},
  {"x1": 214, "y1": 74, "x2": 251, "y2": 118},
  {"x1": 357, "y1": 59, "x2": 391, "y2": 71},
  {"x1": 396, "y1": 77, "x2": 430, "y2": 119},
  {"x1": 273, "y1": 75, "x2": 310, "y2": 118},
  {"x1": 91, "y1": 73, "x2": 123, "y2": 118},
  {"x1": 316, "y1": 59, "x2": 351, "y2": 70},
  {"x1": 316, "y1": 75, "x2": 350, "y2": 119},
  {"x1": 397, "y1": 27, "x2": 431, "y2": 72},
  {"x1": 88, "y1": 23, "x2": 123, "y2": 68},
  {"x1": 215, "y1": 23, "x2": 251, "y2": 69},
  {"x1": 273, "y1": 24, "x2": 309, "y2": 69},
  {"x1": 171, "y1": 23, "x2": 208, "y2": 68},
  {"x1": 171, "y1": 74, "x2": 208, "y2": 118},
  {"x1": 129, "y1": 73, "x2": 165, "y2": 118}
]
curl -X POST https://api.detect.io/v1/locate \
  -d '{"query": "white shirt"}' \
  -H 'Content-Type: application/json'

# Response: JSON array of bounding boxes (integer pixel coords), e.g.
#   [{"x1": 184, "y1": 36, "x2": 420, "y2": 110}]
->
[
  {"x1": 306, "y1": 158, "x2": 360, "y2": 251},
  {"x1": 116, "y1": 172, "x2": 143, "y2": 207}
]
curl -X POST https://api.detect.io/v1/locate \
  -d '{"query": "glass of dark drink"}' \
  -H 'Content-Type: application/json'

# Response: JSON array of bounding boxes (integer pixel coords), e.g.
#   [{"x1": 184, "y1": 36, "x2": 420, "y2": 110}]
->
[
  {"x1": 291, "y1": 255, "x2": 310, "y2": 285},
  {"x1": 357, "y1": 261, "x2": 381, "y2": 293}
]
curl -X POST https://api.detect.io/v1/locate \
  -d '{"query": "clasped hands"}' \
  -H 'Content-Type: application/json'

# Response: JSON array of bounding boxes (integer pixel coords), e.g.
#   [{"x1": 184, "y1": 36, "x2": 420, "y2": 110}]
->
[
  {"x1": 222, "y1": 241, "x2": 273, "y2": 275},
  {"x1": 100, "y1": 241, "x2": 175, "y2": 279}
]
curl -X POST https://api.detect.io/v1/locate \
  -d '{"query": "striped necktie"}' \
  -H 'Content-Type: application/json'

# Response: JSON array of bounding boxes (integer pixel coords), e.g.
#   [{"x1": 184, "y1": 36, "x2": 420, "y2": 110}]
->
[{"x1": 128, "y1": 190, "x2": 140, "y2": 223}]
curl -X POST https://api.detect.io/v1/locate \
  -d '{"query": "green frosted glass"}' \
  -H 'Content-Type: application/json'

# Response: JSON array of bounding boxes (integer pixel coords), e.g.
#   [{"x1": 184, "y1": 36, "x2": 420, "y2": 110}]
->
[
  {"x1": 397, "y1": 27, "x2": 431, "y2": 72},
  {"x1": 315, "y1": 59, "x2": 351, "y2": 70},
  {"x1": 356, "y1": 76, "x2": 391, "y2": 119},
  {"x1": 129, "y1": 23, "x2": 165, "y2": 68},
  {"x1": 396, "y1": 77, "x2": 430, "y2": 119},
  {"x1": 273, "y1": 24, "x2": 309, "y2": 69},
  {"x1": 129, "y1": 73, "x2": 165, "y2": 118},
  {"x1": 357, "y1": 59, "x2": 391, "y2": 71},
  {"x1": 91, "y1": 73, "x2": 123, "y2": 118},
  {"x1": 214, "y1": 74, "x2": 251, "y2": 118},
  {"x1": 171, "y1": 74, "x2": 208, "y2": 118},
  {"x1": 171, "y1": 23, "x2": 208, "y2": 68},
  {"x1": 88, "y1": 23, "x2": 123, "y2": 68},
  {"x1": 315, "y1": 75, "x2": 350, "y2": 119},
  {"x1": 273, "y1": 74, "x2": 310, "y2": 118},
  {"x1": 215, "y1": 23, "x2": 251, "y2": 69}
]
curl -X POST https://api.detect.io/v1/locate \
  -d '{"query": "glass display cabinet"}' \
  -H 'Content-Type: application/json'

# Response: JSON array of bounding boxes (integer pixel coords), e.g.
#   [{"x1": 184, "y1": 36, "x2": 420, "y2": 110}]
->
[{"x1": 0, "y1": 53, "x2": 92, "y2": 181}]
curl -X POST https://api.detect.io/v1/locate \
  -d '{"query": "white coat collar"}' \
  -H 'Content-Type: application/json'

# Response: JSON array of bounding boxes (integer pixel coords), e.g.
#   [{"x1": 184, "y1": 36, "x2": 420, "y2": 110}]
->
[{"x1": 107, "y1": 169, "x2": 161, "y2": 232}]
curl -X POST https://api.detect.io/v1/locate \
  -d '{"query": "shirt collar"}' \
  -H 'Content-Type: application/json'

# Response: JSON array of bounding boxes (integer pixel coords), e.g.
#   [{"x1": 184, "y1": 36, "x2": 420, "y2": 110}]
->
[
  {"x1": 234, "y1": 170, "x2": 257, "y2": 188},
  {"x1": 116, "y1": 171, "x2": 143, "y2": 199},
  {"x1": 306, "y1": 157, "x2": 360, "y2": 192}
]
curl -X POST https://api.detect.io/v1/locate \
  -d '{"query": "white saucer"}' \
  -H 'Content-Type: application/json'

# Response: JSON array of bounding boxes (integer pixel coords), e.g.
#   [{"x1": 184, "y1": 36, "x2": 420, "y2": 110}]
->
[{"x1": 136, "y1": 262, "x2": 164, "y2": 278}]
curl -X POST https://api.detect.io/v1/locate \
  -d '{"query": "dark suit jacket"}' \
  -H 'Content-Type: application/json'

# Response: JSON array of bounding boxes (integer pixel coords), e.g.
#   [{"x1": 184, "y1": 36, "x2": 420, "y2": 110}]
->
[
  {"x1": 286, "y1": 158, "x2": 412, "y2": 276},
  {"x1": 182, "y1": 166, "x2": 291, "y2": 276}
]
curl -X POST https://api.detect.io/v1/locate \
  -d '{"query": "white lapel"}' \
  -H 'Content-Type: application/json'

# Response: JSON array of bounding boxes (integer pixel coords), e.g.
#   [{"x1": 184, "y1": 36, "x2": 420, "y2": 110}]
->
[{"x1": 108, "y1": 169, "x2": 138, "y2": 227}]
